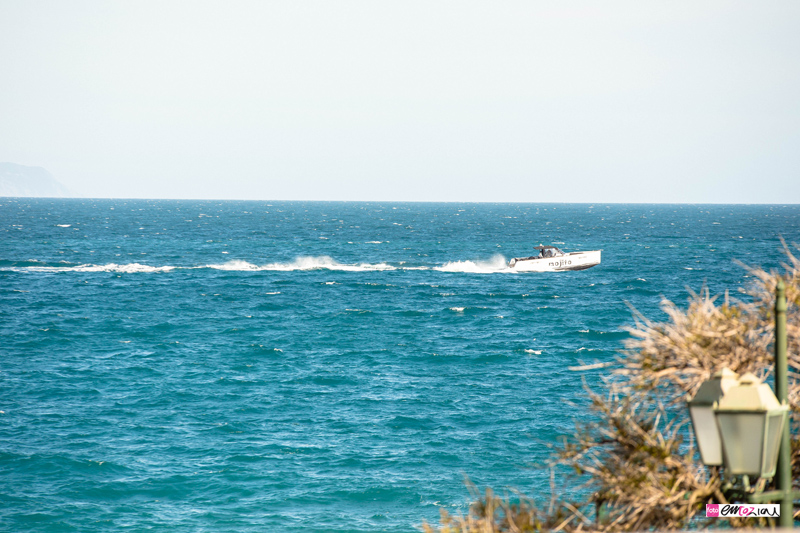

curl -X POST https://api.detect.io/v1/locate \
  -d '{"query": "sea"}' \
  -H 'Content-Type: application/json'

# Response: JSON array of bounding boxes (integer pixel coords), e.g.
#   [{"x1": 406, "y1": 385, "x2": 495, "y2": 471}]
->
[{"x1": 1, "y1": 200, "x2": 798, "y2": 532}]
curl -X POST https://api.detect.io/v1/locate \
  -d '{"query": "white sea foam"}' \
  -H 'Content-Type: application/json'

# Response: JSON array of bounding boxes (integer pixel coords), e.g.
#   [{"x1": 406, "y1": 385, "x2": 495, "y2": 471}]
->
[
  {"x1": 209, "y1": 257, "x2": 397, "y2": 272},
  {"x1": 8, "y1": 254, "x2": 525, "y2": 274},
  {"x1": 94, "y1": 263, "x2": 177, "y2": 273},
  {"x1": 11, "y1": 258, "x2": 393, "y2": 273},
  {"x1": 435, "y1": 255, "x2": 510, "y2": 274},
  {"x1": 22, "y1": 263, "x2": 176, "y2": 273},
  {"x1": 208, "y1": 260, "x2": 261, "y2": 271},
  {"x1": 265, "y1": 256, "x2": 396, "y2": 271}
]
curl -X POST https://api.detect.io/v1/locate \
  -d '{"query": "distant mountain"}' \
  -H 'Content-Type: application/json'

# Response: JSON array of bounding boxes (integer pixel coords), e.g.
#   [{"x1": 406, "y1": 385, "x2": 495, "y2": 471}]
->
[{"x1": 0, "y1": 162, "x2": 72, "y2": 198}]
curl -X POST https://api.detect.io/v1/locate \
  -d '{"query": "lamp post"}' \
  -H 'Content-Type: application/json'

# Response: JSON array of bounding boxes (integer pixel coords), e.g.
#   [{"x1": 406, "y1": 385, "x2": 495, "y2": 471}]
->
[
  {"x1": 775, "y1": 280, "x2": 792, "y2": 527},
  {"x1": 686, "y1": 280, "x2": 795, "y2": 526}
]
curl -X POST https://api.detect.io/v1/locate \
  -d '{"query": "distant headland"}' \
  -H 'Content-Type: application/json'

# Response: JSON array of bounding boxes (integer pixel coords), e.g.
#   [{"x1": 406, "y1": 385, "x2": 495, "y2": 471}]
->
[{"x1": 0, "y1": 162, "x2": 72, "y2": 198}]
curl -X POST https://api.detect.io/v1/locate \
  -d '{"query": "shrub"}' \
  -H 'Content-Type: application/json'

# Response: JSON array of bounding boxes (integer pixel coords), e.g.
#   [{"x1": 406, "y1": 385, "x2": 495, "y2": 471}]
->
[{"x1": 424, "y1": 242, "x2": 800, "y2": 532}]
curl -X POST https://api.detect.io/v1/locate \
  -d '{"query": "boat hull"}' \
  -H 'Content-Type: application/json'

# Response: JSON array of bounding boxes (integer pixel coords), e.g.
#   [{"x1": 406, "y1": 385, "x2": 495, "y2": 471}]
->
[{"x1": 509, "y1": 250, "x2": 601, "y2": 272}]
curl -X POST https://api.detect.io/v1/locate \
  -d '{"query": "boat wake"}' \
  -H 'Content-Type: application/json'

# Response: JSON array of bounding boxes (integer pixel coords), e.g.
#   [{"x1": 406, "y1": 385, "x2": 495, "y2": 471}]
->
[
  {"x1": 3, "y1": 255, "x2": 519, "y2": 274},
  {"x1": 9, "y1": 262, "x2": 178, "y2": 273},
  {"x1": 208, "y1": 257, "x2": 396, "y2": 272},
  {"x1": 434, "y1": 255, "x2": 512, "y2": 274}
]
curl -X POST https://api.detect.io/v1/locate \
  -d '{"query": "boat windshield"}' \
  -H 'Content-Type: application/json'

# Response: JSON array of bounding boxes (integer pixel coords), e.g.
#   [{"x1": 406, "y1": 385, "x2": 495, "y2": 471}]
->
[{"x1": 536, "y1": 246, "x2": 564, "y2": 258}]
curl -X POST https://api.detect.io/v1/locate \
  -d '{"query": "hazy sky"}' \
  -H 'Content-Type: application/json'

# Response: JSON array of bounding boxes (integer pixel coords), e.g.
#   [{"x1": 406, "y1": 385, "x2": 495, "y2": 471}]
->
[{"x1": 1, "y1": 1, "x2": 798, "y2": 202}]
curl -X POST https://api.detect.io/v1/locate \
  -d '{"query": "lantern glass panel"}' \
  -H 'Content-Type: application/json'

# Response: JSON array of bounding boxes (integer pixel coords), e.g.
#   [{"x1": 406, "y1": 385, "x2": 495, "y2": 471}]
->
[
  {"x1": 689, "y1": 405, "x2": 722, "y2": 465},
  {"x1": 716, "y1": 412, "x2": 765, "y2": 476},
  {"x1": 761, "y1": 411, "x2": 786, "y2": 479}
]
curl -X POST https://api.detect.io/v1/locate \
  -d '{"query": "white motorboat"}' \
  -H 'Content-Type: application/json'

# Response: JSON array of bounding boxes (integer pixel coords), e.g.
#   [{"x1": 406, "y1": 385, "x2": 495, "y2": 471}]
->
[{"x1": 508, "y1": 245, "x2": 601, "y2": 272}]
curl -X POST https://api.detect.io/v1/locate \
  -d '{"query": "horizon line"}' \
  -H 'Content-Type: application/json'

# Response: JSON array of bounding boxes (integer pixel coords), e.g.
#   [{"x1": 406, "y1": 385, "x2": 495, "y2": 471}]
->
[{"x1": 1, "y1": 196, "x2": 799, "y2": 206}]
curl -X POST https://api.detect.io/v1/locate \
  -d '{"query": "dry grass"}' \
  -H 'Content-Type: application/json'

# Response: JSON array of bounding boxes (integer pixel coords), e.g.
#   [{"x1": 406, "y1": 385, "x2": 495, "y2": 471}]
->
[
  {"x1": 619, "y1": 239, "x2": 800, "y2": 405},
  {"x1": 423, "y1": 242, "x2": 800, "y2": 533}
]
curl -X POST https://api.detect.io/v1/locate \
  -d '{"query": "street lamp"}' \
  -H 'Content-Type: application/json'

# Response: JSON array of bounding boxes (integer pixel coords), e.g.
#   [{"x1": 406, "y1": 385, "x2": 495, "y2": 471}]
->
[
  {"x1": 714, "y1": 372, "x2": 788, "y2": 478},
  {"x1": 687, "y1": 368, "x2": 739, "y2": 466},
  {"x1": 686, "y1": 280, "x2": 795, "y2": 526}
]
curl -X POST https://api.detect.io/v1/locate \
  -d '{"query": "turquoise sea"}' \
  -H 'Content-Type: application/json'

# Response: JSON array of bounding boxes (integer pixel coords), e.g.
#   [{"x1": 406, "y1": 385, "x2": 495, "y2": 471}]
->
[{"x1": 1, "y1": 200, "x2": 799, "y2": 532}]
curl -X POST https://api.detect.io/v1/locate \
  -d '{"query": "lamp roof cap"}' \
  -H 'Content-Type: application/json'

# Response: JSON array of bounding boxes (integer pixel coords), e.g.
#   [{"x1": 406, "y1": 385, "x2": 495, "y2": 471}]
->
[
  {"x1": 717, "y1": 373, "x2": 785, "y2": 412},
  {"x1": 689, "y1": 368, "x2": 740, "y2": 405}
]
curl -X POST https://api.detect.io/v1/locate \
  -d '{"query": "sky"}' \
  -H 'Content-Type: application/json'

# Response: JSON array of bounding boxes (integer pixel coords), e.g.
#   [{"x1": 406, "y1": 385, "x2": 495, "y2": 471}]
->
[{"x1": 1, "y1": 1, "x2": 799, "y2": 202}]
